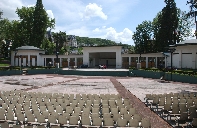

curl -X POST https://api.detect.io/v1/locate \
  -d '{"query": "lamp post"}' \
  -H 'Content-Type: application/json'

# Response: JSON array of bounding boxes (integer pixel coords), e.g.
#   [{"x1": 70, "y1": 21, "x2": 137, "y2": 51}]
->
[
  {"x1": 19, "y1": 55, "x2": 22, "y2": 74},
  {"x1": 168, "y1": 45, "x2": 176, "y2": 81},
  {"x1": 136, "y1": 59, "x2": 138, "y2": 68}
]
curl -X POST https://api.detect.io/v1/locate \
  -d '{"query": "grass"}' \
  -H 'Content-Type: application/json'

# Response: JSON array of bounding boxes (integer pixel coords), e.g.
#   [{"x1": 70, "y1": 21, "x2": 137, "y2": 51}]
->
[{"x1": 0, "y1": 64, "x2": 10, "y2": 66}]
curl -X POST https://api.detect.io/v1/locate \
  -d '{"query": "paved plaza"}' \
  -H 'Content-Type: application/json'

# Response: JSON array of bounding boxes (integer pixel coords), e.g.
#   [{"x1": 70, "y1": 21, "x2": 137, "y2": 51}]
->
[{"x1": 0, "y1": 75, "x2": 196, "y2": 102}]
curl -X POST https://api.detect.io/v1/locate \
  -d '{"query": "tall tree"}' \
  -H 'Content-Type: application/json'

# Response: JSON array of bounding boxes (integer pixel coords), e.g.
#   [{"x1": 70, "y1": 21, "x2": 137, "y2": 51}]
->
[
  {"x1": 31, "y1": 0, "x2": 48, "y2": 47},
  {"x1": 156, "y1": 0, "x2": 178, "y2": 52}
]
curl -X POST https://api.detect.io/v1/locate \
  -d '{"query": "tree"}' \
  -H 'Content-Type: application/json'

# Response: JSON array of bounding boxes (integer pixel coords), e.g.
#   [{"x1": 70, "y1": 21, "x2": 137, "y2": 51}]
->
[
  {"x1": 2, "y1": 4, "x2": 55, "y2": 50},
  {"x1": 177, "y1": 9, "x2": 194, "y2": 41},
  {"x1": 40, "y1": 37, "x2": 55, "y2": 55},
  {"x1": 15, "y1": 6, "x2": 35, "y2": 47},
  {"x1": 156, "y1": 0, "x2": 178, "y2": 52},
  {"x1": 132, "y1": 21, "x2": 155, "y2": 53},
  {"x1": 52, "y1": 31, "x2": 67, "y2": 54},
  {"x1": 30, "y1": 0, "x2": 48, "y2": 47}
]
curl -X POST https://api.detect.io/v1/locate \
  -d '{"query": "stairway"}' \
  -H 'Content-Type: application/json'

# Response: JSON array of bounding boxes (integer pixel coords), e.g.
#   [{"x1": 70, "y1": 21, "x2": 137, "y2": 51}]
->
[{"x1": 22, "y1": 69, "x2": 28, "y2": 75}]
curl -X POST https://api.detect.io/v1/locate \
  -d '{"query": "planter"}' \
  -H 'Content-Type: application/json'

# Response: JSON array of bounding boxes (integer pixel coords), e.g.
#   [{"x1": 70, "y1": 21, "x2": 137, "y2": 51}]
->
[{"x1": 131, "y1": 69, "x2": 197, "y2": 84}]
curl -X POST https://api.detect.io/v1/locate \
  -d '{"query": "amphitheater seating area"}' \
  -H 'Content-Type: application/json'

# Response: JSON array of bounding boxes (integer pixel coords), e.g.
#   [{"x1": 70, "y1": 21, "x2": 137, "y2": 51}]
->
[
  {"x1": 144, "y1": 92, "x2": 197, "y2": 128},
  {"x1": 0, "y1": 90, "x2": 151, "y2": 128}
]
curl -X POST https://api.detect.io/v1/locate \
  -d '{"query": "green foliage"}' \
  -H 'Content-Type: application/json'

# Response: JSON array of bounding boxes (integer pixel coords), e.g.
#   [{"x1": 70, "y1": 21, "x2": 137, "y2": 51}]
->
[
  {"x1": 76, "y1": 36, "x2": 117, "y2": 46},
  {"x1": 177, "y1": 9, "x2": 194, "y2": 40},
  {"x1": 31, "y1": 0, "x2": 48, "y2": 47},
  {"x1": 52, "y1": 31, "x2": 67, "y2": 51},
  {"x1": 132, "y1": 21, "x2": 156, "y2": 53},
  {"x1": 59, "y1": 47, "x2": 66, "y2": 55},
  {"x1": 156, "y1": 0, "x2": 178, "y2": 52},
  {"x1": 0, "y1": 0, "x2": 55, "y2": 51},
  {"x1": 40, "y1": 38, "x2": 55, "y2": 55}
]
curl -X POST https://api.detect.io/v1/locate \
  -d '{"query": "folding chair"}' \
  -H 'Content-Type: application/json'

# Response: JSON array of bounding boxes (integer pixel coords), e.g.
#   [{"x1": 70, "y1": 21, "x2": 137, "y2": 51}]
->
[
  {"x1": 112, "y1": 113, "x2": 121, "y2": 122},
  {"x1": 81, "y1": 117, "x2": 91, "y2": 126},
  {"x1": 48, "y1": 106, "x2": 55, "y2": 113},
  {"x1": 62, "y1": 113, "x2": 70, "y2": 120},
  {"x1": 66, "y1": 106, "x2": 73, "y2": 114},
  {"x1": 37, "y1": 115, "x2": 46, "y2": 124},
  {"x1": 92, "y1": 117, "x2": 102, "y2": 126},
  {"x1": 0, "y1": 122, "x2": 9, "y2": 128},
  {"x1": 56, "y1": 106, "x2": 63, "y2": 114},
  {"x1": 117, "y1": 118, "x2": 127, "y2": 127},
  {"x1": 102, "y1": 108, "x2": 109, "y2": 114},
  {"x1": 69, "y1": 116, "x2": 78, "y2": 125},
  {"x1": 133, "y1": 114, "x2": 142, "y2": 122},
  {"x1": 48, "y1": 115, "x2": 57, "y2": 124},
  {"x1": 81, "y1": 112, "x2": 89, "y2": 118},
  {"x1": 103, "y1": 117, "x2": 114, "y2": 127},
  {"x1": 103, "y1": 113, "x2": 111, "y2": 118},
  {"x1": 58, "y1": 115, "x2": 67, "y2": 125},
  {"x1": 13, "y1": 125, "x2": 22, "y2": 128},
  {"x1": 123, "y1": 113, "x2": 131, "y2": 122},
  {"x1": 120, "y1": 108, "x2": 128, "y2": 115},
  {"x1": 0, "y1": 111, "x2": 5, "y2": 122}
]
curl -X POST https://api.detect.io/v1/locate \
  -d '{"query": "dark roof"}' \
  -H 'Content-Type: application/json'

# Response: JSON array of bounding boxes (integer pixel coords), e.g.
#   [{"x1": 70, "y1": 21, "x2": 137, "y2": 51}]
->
[
  {"x1": 176, "y1": 39, "x2": 197, "y2": 46},
  {"x1": 82, "y1": 45, "x2": 124, "y2": 48},
  {"x1": 15, "y1": 46, "x2": 44, "y2": 51}
]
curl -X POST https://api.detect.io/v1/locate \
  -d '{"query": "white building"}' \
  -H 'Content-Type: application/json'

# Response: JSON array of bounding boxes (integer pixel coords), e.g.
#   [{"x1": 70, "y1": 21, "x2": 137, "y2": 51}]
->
[
  {"x1": 11, "y1": 45, "x2": 164, "y2": 69},
  {"x1": 168, "y1": 39, "x2": 197, "y2": 69},
  {"x1": 11, "y1": 39, "x2": 197, "y2": 69}
]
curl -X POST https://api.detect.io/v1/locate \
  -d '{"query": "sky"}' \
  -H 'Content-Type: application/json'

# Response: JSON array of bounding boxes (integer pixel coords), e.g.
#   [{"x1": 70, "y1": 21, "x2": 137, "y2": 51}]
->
[{"x1": 0, "y1": 0, "x2": 193, "y2": 46}]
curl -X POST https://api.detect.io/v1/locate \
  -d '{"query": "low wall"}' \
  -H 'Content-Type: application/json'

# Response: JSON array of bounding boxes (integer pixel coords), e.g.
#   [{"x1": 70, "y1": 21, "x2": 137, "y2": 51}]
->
[
  {"x1": 25, "y1": 69, "x2": 129, "y2": 77},
  {"x1": 131, "y1": 69, "x2": 197, "y2": 84},
  {"x1": 0, "y1": 70, "x2": 21, "y2": 76},
  {"x1": 27, "y1": 69, "x2": 60, "y2": 75},
  {"x1": 60, "y1": 70, "x2": 129, "y2": 76}
]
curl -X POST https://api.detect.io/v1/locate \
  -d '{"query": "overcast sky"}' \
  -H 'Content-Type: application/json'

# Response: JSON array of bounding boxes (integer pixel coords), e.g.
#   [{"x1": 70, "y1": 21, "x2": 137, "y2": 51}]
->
[{"x1": 0, "y1": 0, "x2": 193, "y2": 45}]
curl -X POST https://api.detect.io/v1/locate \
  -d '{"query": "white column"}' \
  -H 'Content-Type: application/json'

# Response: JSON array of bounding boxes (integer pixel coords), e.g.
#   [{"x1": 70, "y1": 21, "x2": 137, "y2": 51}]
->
[
  {"x1": 68, "y1": 58, "x2": 70, "y2": 67},
  {"x1": 75, "y1": 58, "x2": 77, "y2": 66},
  {"x1": 60, "y1": 58, "x2": 62, "y2": 67},
  {"x1": 53, "y1": 58, "x2": 55, "y2": 66},
  {"x1": 129, "y1": 57, "x2": 131, "y2": 66},
  {"x1": 146, "y1": 57, "x2": 148, "y2": 68},
  {"x1": 179, "y1": 50, "x2": 182, "y2": 68},
  {"x1": 116, "y1": 51, "x2": 122, "y2": 68},
  {"x1": 83, "y1": 51, "x2": 89, "y2": 66},
  {"x1": 192, "y1": 50, "x2": 196, "y2": 69},
  {"x1": 27, "y1": 54, "x2": 30, "y2": 66}
]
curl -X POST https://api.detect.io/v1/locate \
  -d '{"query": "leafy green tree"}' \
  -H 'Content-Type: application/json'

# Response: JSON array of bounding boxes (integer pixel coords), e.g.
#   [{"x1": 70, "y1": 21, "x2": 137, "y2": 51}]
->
[
  {"x1": 40, "y1": 37, "x2": 55, "y2": 55},
  {"x1": 15, "y1": 6, "x2": 35, "y2": 47},
  {"x1": 132, "y1": 21, "x2": 155, "y2": 53},
  {"x1": 156, "y1": 0, "x2": 178, "y2": 52},
  {"x1": 52, "y1": 31, "x2": 67, "y2": 53},
  {"x1": 177, "y1": 9, "x2": 194, "y2": 41},
  {"x1": 31, "y1": 0, "x2": 48, "y2": 47}
]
